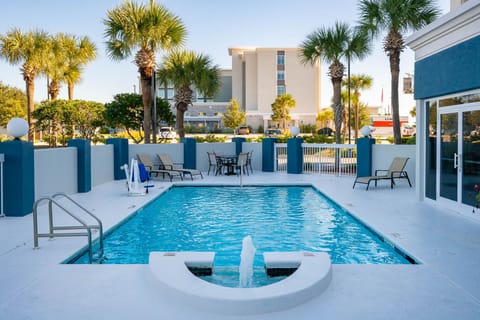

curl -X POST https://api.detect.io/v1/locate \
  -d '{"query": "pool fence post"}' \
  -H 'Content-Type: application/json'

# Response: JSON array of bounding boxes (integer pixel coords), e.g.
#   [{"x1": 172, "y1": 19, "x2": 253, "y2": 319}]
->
[
  {"x1": 0, "y1": 139, "x2": 35, "y2": 216},
  {"x1": 106, "y1": 138, "x2": 129, "y2": 180},
  {"x1": 181, "y1": 138, "x2": 197, "y2": 169},
  {"x1": 262, "y1": 138, "x2": 277, "y2": 172},
  {"x1": 287, "y1": 137, "x2": 303, "y2": 174},
  {"x1": 68, "y1": 138, "x2": 92, "y2": 193},
  {"x1": 356, "y1": 137, "x2": 376, "y2": 177},
  {"x1": 232, "y1": 137, "x2": 246, "y2": 156}
]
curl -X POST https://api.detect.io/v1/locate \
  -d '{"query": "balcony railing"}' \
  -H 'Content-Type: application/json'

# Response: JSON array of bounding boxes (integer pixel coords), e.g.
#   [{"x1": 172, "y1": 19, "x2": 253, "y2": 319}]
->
[{"x1": 274, "y1": 143, "x2": 357, "y2": 176}]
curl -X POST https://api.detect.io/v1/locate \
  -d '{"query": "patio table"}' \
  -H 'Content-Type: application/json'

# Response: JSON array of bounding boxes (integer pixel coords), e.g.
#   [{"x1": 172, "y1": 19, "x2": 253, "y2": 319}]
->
[{"x1": 216, "y1": 154, "x2": 238, "y2": 175}]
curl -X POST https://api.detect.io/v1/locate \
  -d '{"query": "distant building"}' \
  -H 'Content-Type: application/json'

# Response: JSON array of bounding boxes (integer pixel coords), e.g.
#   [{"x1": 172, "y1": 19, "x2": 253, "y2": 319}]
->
[
  {"x1": 157, "y1": 48, "x2": 321, "y2": 133},
  {"x1": 229, "y1": 47, "x2": 321, "y2": 130}
]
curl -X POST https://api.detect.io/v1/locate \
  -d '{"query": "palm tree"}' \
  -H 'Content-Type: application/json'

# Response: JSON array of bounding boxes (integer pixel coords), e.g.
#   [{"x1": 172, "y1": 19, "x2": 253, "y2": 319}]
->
[
  {"x1": 0, "y1": 28, "x2": 50, "y2": 141},
  {"x1": 157, "y1": 50, "x2": 220, "y2": 138},
  {"x1": 342, "y1": 74, "x2": 373, "y2": 141},
  {"x1": 300, "y1": 22, "x2": 370, "y2": 144},
  {"x1": 271, "y1": 93, "x2": 296, "y2": 132},
  {"x1": 104, "y1": 0, "x2": 186, "y2": 143},
  {"x1": 358, "y1": 0, "x2": 439, "y2": 144},
  {"x1": 45, "y1": 34, "x2": 67, "y2": 100},
  {"x1": 60, "y1": 34, "x2": 97, "y2": 100}
]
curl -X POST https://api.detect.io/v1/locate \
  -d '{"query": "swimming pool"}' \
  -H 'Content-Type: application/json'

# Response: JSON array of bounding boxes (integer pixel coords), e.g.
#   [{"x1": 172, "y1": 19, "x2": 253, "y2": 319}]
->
[{"x1": 69, "y1": 185, "x2": 414, "y2": 267}]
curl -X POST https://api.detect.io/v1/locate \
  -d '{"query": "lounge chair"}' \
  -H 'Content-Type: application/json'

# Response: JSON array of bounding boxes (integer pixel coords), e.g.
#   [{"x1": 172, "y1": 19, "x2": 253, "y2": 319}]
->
[
  {"x1": 352, "y1": 157, "x2": 412, "y2": 190},
  {"x1": 136, "y1": 154, "x2": 183, "y2": 182},
  {"x1": 157, "y1": 153, "x2": 203, "y2": 180}
]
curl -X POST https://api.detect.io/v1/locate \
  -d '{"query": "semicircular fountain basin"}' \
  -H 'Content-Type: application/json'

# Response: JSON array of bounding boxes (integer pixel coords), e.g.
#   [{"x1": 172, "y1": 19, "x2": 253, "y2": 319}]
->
[{"x1": 148, "y1": 251, "x2": 332, "y2": 315}]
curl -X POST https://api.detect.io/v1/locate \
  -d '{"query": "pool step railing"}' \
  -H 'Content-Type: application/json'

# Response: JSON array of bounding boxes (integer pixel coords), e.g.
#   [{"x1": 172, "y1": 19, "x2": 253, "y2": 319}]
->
[{"x1": 33, "y1": 192, "x2": 104, "y2": 263}]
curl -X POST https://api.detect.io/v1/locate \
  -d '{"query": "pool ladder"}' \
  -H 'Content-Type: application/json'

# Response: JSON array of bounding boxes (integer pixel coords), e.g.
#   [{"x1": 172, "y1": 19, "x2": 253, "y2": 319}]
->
[{"x1": 33, "y1": 192, "x2": 104, "y2": 263}]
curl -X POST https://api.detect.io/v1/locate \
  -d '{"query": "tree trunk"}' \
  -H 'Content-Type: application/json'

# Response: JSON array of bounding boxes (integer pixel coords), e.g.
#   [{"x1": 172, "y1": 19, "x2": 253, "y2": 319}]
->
[
  {"x1": 332, "y1": 79, "x2": 343, "y2": 144},
  {"x1": 176, "y1": 103, "x2": 186, "y2": 138},
  {"x1": 68, "y1": 82, "x2": 74, "y2": 100},
  {"x1": 354, "y1": 92, "x2": 359, "y2": 142},
  {"x1": 141, "y1": 75, "x2": 152, "y2": 144},
  {"x1": 49, "y1": 80, "x2": 60, "y2": 100},
  {"x1": 25, "y1": 77, "x2": 35, "y2": 142},
  {"x1": 390, "y1": 51, "x2": 401, "y2": 144}
]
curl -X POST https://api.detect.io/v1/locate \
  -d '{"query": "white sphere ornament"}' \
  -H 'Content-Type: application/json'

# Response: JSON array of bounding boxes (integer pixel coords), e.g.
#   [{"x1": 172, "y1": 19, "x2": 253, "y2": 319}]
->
[
  {"x1": 360, "y1": 126, "x2": 371, "y2": 137},
  {"x1": 290, "y1": 126, "x2": 300, "y2": 137},
  {"x1": 7, "y1": 118, "x2": 29, "y2": 139}
]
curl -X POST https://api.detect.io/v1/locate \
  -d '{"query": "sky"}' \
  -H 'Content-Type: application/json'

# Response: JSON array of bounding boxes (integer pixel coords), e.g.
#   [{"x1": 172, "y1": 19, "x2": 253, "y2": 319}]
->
[{"x1": 0, "y1": 0, "x2": 451, "y2": 116}]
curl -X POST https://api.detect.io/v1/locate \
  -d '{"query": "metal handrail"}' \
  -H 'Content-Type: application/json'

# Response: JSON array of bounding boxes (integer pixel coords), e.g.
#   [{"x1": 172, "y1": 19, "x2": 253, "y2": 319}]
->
[
  {"x1": 51, "y1": 192, "x2": 104, "y2": 254},
  {"x1": 33, "y1": 194, "x2": 104, "y2": 263}
]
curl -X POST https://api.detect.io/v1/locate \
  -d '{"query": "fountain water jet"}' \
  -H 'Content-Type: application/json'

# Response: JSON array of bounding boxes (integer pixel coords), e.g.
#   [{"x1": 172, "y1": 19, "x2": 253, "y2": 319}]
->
[{"x1": 239, "y1": 235, "x2": 256, "y2": 287}]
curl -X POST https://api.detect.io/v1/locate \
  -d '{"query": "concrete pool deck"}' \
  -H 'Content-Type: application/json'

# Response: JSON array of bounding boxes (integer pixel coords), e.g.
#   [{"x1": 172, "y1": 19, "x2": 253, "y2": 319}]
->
[{"x1": 0, "y1": 172, "x2": 479, "y2": 319}]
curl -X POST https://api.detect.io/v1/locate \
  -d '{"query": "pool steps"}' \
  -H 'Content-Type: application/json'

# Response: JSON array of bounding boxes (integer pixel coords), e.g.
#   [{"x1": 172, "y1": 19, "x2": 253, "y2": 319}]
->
[{"x1": 148, "y1": 251, "x2": 332, "y2": 315}]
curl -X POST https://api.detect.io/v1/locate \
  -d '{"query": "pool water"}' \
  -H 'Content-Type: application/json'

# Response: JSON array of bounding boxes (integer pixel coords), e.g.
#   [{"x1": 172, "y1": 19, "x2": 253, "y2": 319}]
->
[{"x1": 70, "y1": 185, "x2": 412, "y2": 268}]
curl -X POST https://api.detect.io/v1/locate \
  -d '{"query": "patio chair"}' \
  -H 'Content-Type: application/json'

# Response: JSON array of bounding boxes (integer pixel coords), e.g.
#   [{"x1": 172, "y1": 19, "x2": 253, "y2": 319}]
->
[
  {"x1": 156, "y1": 154, "x2": 203, "y2": 180},
  {"x1": 235, "y1": 152, "x2": 249, "y2": 176},
  {"x1": 207, "y1": 152, "x2": 223, "y2": 176},
  {"x1": 352, "y1": 157, "x2": 412, "y2": 190},
  {"x1": 136, "y1": 154, "x2": 183, "y2": 182},
  {"x1": 246, "y1": 150, "x2": 253, "y2": 174}
]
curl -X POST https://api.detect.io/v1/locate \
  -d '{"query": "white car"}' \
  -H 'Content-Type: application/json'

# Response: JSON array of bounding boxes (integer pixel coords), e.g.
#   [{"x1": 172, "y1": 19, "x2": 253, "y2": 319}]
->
[{"x1": 159, "y1": 127, "x2": 177, "y2": 139}]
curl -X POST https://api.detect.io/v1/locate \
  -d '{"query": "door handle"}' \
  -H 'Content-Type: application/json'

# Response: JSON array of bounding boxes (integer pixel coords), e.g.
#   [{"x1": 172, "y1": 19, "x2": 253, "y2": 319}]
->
[{"x1": 454, "y1": 153, "x2": 458, "y2": 169}]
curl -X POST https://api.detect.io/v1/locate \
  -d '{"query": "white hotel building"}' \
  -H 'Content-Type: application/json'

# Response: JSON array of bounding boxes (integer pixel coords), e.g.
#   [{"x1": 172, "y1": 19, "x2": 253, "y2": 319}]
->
[{"x1": 158, "y1": 47, "x2": 321, "y2": 132}]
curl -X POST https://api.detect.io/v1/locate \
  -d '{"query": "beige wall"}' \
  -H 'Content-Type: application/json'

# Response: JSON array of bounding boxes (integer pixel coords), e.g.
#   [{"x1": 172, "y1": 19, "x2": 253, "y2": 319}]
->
[{"x1": 229, "y1": 47, "x2": 321, "y2": 129}]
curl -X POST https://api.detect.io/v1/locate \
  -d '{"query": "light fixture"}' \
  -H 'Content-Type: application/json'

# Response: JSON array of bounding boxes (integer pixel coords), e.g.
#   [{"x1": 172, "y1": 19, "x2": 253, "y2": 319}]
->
[
  {"x1": 290, "y1": 126, "x2": 300, "y2": 137},
  {"x1": 7, "y1": 118, "x2": 29, "y2": 140},
  {"x1": 360, "y1": 126, "x2": 371, "y2": 137}
]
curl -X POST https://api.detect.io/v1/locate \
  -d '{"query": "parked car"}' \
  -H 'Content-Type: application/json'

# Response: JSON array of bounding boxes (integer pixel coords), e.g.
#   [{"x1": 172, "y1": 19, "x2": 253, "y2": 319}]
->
[
  {"x1": 237, "y1": 125, "x2": 250, "y2": 135},
  {"x1": 317, "y1": 127, "x2": 334, "y2": 136},
  {"x1": 401, "y1": 124, "x2": 416, "y2": 136},
  {"x1": 159, "y1": 127, "x2": 176, "y2": 139},
  {"x1": 265, "y1": 128, "x2": 283, "y2": 136}
]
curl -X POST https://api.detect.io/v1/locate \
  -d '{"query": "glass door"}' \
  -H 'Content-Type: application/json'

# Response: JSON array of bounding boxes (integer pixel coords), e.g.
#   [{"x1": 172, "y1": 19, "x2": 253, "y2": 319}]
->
[
  {"x1": 462, "y1": 110, "x2": 480, "y2": 206},
  {"x1": 439, "y1": 113, "x2": 458, "y2": 201},
  {"x1": 438, "y1": 109, "x2": 480, "y2": 207}
]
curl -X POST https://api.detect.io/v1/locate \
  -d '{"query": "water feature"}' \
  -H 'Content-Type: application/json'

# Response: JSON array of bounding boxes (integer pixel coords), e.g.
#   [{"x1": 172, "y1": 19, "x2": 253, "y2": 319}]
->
[{"x1": 239, "y1": 235, "x2": 256, "y2": 287}]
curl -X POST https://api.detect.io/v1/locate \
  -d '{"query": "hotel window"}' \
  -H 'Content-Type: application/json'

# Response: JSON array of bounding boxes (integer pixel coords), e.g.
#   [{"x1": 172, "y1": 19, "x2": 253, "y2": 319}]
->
[
  {"x1": 277, "y1": 85, "x2": 286, "y2": 96},
  {"x1": 158, "y1": 88, "x2": 174, "y2": 101},
  {"x1": 277, "y1": 70, "x2": 285, "y2": 81},
  {"x1": 277, "y1": 51, "x2": 285, "y2": 65}
]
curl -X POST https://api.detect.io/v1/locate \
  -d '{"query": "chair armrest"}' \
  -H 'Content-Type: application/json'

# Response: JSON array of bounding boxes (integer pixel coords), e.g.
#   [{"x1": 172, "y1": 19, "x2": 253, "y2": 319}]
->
[
  {"x1": 390, "y1": 170, "x2": 407, "y2": 178},
  {"x1": 173, "y1": 162, "x2": 184, "y2": 169},
  {"x1": 159, "y1": 163, "x2": 174, "y2": 170}
]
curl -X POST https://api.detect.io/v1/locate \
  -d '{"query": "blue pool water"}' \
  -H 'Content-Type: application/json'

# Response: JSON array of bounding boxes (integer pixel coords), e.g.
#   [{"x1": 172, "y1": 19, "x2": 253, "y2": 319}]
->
[{"x1": 69, "y1": 185, "x2": 413, "y2": 267}]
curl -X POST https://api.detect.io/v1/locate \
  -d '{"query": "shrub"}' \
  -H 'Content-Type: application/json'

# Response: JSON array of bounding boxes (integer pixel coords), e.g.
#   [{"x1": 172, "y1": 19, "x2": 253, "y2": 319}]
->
[{"x1": 193, "y1": 134, "x2": 227, "y2": 143}]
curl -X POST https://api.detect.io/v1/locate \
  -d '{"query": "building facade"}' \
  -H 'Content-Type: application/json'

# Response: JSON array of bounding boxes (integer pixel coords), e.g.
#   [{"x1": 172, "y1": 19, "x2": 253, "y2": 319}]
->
[
  {"x1": 229, "y1": 47, "x2": 321, "y2": 131},
  {"x1": 406, "y1": 0, "x2": 480, "y2": 220}
]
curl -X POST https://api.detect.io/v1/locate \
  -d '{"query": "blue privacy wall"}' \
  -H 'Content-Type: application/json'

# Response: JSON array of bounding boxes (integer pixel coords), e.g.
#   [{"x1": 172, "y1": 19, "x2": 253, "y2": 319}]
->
[
  {"x1": 414, "y1": 35, "x2": 480, "y2": 99},
  {"x1": 68, "y1": 139, "x2": 91, "y2": 193},
  {"x1": 356, "y1": 137, "x2": 375, "y2": 177},
  {"x1": 182, "y1": 138, "x2": 197, "y2": 169},
  {"x1": 232, "y1": 137, "x2": 246, "y2": 155},
  {"x1": 106, "y1": 138, "x2": 129, "y2": 180},
  {"x1": 287, "y1": 137, "x2": 303, "y2": 174},
  {"x1": 0, "y1": 140, "x2": 34, "y2": 216},
  {"x1": 262, "y1": 138, "x2": 277, "y2": 172}
]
